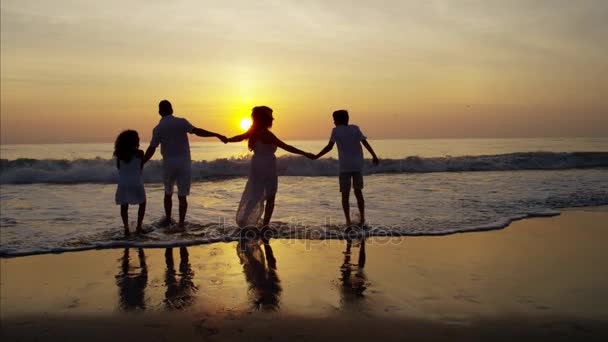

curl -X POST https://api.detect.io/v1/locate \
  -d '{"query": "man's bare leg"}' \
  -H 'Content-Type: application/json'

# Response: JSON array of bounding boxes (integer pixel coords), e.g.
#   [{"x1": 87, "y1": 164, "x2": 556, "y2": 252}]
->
[
  {"x1": 178, "y1": 195, "x2": 187, "y2": 229},
  {"x1": 163, "y1": 194, "x2": 172, "y2": 225}
]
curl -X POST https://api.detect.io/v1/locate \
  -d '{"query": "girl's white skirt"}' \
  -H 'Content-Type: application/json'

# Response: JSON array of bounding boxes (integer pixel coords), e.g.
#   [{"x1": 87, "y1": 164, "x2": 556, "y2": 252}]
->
[{"x1": 115, "y1": 184, "x2": 146, "y2": 205}]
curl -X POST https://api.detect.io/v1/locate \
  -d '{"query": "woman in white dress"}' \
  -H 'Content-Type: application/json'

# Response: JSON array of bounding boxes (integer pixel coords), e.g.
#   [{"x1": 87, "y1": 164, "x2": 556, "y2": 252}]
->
[{"x1": 227, "y1": 106, "x2": 315, "y2": 229}]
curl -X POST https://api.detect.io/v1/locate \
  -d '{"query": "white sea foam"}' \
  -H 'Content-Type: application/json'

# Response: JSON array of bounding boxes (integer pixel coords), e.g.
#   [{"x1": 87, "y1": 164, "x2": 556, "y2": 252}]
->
[{"x1": 0, "y1": 210, "x2": 567, "y2": 257}]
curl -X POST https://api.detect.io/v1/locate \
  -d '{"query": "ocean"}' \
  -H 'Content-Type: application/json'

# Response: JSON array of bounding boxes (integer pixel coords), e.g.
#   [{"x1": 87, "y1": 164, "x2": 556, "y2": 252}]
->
[{"x1": 1, "y1": 138, "x2": 607, "y2": 257}]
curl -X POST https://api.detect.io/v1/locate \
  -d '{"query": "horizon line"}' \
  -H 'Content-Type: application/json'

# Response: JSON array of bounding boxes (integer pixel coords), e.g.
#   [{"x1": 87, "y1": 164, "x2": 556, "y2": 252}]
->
[{"x1": 2, "y1": 136, "x2": 608, "y2": 146}]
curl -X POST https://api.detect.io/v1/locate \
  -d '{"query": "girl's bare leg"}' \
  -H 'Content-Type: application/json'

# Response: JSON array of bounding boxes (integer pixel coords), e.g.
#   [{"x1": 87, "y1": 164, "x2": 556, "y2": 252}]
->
[
  {"x1": 121, "y1": 204, "x2": 129, "y2": 236},
  {"x1": 136, "y1": 201, "x2": 146, "y2": 234}
]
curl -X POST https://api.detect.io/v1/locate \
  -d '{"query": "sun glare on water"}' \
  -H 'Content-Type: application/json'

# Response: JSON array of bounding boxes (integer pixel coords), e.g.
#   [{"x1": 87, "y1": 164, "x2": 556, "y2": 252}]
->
[{"x1": 239, "y1": 118, "x2": 252, "y2": 131}]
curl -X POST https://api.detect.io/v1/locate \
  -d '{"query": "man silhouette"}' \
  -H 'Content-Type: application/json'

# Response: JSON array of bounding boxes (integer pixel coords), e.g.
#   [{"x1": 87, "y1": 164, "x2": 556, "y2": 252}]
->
[{"x1": 144, "y1": 100, "x2": 227, "y2": 231}]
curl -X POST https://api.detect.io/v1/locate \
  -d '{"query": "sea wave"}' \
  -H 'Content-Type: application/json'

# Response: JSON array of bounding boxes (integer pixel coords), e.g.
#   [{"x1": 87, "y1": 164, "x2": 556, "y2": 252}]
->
[{"x1": 1, "y1": 151, "x2": 607, "y2": 184}]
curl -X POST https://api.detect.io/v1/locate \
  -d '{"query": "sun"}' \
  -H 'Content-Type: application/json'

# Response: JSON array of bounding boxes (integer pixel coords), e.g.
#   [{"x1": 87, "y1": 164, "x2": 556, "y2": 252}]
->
[{"x1": 239, "y1": 117, "x2": 252, "y2": 131}]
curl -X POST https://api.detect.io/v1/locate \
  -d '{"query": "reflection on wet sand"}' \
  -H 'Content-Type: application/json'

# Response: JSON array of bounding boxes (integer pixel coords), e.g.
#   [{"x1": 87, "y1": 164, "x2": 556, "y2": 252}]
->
[
  {"x1": 116, "y1": 248, "x2": 148, "y2": 311},
  {"x1": 164, "y1": 247, "x2": 198, "y2": 310},
  {"x1": 340, "y1": 238, "x2": 368, "y2": 308},
  {"x1": 237, "y1": 235, "x2": 281, "y2": 311}
]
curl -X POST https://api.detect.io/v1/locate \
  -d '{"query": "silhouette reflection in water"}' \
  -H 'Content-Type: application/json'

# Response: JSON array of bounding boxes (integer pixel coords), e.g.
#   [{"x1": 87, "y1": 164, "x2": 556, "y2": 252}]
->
[
  {"x1": 116, "y1": 248, "x2": 148, "y2": 311},
  {"x1": 164, "y1": 247, "x2": 198, "y2": 310},
  {"x1": 237, "y1": 233, "x2": 281, "y2": 311},
  {"x1": 340, "y1": 238, "x2": 368, "y2": 307}
]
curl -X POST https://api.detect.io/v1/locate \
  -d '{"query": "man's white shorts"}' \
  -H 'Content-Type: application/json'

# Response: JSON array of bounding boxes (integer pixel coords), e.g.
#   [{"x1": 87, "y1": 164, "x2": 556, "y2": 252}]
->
[{"x1": 163, "y1": 158, "x2": 191, "y2": 196}]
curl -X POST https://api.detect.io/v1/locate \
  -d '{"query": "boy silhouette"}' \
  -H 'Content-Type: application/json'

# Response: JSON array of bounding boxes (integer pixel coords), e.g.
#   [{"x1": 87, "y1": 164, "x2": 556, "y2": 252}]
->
[{"x1": 315, "y1": 110, "x2": 379, "y2": 227}]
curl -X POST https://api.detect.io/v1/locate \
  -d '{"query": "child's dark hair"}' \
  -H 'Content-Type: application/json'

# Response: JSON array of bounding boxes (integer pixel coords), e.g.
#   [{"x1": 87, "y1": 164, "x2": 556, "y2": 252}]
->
[
  {"x1": 333, "y1": 110, "x2": 349, "y2": 125},
  {"x1": 114, "y1": 130, "x2": 140, "y2": 162}
]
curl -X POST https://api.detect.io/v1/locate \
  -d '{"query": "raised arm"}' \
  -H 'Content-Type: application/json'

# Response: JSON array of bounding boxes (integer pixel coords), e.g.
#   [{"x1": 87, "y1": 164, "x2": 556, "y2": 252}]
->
[
  {"x1": 190, "y1": 127, "x2": 227, "y2": 143},
  {"x1": 361, "y1": 139, "x2": 379, "y2": 165},
  {"x1": 263, "y1": 132, "x2": 315, "y2": 159},
  {"x1": 315, "y1": 141, "x2": 335, "y2": 159}
]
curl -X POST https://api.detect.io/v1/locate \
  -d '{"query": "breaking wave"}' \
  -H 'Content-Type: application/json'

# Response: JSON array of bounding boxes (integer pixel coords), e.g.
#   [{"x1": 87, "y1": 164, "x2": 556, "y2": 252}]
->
[{"x1": 1, "y1": 151, "x2": 607, "y2": 184}]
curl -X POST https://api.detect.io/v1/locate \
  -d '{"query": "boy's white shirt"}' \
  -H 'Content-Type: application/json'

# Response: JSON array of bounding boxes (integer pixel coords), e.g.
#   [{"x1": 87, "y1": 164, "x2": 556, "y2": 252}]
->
[{"x1": 330, "y1": 124, "x2": 366, "y2": 173}]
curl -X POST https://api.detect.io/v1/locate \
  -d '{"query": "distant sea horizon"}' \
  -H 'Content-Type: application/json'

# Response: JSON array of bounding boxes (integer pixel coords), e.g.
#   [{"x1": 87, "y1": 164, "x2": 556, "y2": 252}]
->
[{"x1": 3, "y1": 135, "x2": 608, "y2": 145}]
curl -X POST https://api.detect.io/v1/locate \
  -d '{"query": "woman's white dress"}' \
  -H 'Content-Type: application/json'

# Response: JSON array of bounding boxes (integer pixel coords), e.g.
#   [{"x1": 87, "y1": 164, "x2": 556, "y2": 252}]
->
[
  {"x1": 236, "y1": 142, "x2": 278, "y2": 228},
  {"x1": 115, "y1": 156, "x2": 146, "y2": 205}
]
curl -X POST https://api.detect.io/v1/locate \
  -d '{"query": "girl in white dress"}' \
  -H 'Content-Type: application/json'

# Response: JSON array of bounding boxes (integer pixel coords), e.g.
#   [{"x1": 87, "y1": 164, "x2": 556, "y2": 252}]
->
[
  {"x1": 227, "y1": 106, "x2": 315, "y2": 229},
  {"x1": 114, "y1": 130, "x2": 146, "y2": 236}
]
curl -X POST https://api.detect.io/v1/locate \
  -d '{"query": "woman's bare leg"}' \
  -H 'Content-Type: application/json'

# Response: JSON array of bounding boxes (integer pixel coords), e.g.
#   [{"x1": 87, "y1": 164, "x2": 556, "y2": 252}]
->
[{"x1": 262, "y1": 195, "x2": 276, "y2": 227}]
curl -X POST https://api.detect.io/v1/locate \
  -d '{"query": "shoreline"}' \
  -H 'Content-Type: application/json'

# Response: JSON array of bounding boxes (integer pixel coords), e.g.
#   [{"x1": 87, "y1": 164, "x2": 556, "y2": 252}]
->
[{"x1": 1, "y1": 205, "x2": 602, "y2": 258}]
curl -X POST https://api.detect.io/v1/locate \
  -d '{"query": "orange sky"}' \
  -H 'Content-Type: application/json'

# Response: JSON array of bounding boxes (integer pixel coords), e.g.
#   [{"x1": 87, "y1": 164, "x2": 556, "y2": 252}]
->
[{"x1": 1, "y1": 0, "x2": 607, "y2": 144}]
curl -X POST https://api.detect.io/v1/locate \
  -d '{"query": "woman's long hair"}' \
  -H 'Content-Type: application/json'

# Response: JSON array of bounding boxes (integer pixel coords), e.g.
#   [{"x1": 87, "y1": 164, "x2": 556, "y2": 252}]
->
[
  {"x1": 114, "y1": 130, "x2": 140, "y2": 162},
  {"x1": 247, "y1": 106, "x2": 274, "y2": 151}
]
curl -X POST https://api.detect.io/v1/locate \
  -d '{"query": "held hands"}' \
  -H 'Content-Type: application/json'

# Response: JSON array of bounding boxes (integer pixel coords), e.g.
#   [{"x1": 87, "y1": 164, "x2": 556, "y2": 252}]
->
[
  {"x1": 303, "y1": 152, "x2": 375, "y2": 163},
  {"x1": 304, "y1": 152, "x2": 317, "y2": 160},
  {"x1": 217, "y1": 135, "x2": 228, "y2": 144}
]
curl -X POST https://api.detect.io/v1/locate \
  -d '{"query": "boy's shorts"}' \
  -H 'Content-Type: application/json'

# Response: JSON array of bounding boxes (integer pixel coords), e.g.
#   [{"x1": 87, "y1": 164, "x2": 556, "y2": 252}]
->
[
  {"x1": 339, "y1": 172, "x2": 364, "y2": 193},
  {"x1": 163, "y1": 158, "x2": 191, "y2": 196}
]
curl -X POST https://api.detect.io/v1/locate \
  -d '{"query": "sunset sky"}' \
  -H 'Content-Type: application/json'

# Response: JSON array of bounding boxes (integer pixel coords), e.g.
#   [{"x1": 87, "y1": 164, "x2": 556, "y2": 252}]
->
[{"x1": 1, "y1": 0, "x2": 607, "y2": 144}]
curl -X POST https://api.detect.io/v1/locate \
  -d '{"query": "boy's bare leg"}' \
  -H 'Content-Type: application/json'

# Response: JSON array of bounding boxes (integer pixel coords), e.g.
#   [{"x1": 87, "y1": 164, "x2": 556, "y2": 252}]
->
[
  {"x1": 120, "y1": 204, "x2": 130, "y2": 236},
  {"x1": 136, "y1": 201, "x2": 146, "y2": 234},
  {"x1": 354, "y1": 189, "x2": 365, "y2": 226},
  {"x1": 341, "y1": 191, "x2": 352, "y2": 226},
  {"x1": 177, "y1": 195, "x2": 187, "y2": 229},
  {"x1": 163, "y1": 194, "x2": 173, "y2": 225},
  {"x1": 262, "y1": 195, "x2": 276, "y2": 227}
]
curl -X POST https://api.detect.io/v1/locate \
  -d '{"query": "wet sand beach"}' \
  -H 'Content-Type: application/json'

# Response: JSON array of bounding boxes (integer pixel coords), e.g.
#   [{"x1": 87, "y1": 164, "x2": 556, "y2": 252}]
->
[{"x1": 2, "y1": 208, "x2": 607, "y2": 341}]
